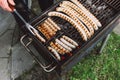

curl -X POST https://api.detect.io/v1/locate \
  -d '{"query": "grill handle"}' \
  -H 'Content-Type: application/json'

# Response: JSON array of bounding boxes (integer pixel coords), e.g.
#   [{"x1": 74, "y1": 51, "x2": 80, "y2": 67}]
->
[{"x1": 20, "y1": 35, "x2": 57, "y2": 72}]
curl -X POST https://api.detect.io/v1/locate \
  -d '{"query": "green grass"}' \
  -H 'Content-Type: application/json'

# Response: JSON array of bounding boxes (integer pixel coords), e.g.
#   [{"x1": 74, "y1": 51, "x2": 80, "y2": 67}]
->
[{"x1": 69, "y1": 33, "x2": 120, "y2": 80}]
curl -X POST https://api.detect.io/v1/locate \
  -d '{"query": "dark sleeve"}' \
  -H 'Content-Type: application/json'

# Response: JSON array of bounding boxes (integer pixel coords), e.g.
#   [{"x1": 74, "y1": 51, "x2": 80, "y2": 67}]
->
[
  {"x1": 38, "y1": 0, "x2": 53, "y2": 11},
  {"x1": 13, "y1": 0, "x2": 54, "y2": 26},
  {"x1": 12, "y1": 0, "x2": 32, "y2": 26}
]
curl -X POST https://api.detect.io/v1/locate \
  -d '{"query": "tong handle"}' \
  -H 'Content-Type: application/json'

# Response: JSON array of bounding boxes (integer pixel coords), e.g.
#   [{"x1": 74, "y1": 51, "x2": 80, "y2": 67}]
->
[
  {"x1": 20, "y1": 35, "x2": 56, "y2": 72},
  {"x1": 9, "y1": 2, "x2": 36, "y2": 35}
]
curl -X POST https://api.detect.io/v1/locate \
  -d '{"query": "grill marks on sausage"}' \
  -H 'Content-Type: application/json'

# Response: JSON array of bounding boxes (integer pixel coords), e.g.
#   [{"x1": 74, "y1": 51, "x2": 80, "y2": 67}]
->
[{"x1": 36, "y1": 0, "x2": 102, "y2": 61}]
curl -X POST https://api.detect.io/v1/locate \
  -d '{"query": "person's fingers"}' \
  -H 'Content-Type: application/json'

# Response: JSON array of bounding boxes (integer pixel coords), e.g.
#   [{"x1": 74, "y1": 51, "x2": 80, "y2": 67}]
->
[
  {"x1": 8, "y1": 0, "x2": 15, "y2": 6},
  {"x1": 0, "y1": 0, "x2": 3, "y2": 7},
  {"x1": 2, "y1": 0, "x2": 13, "y2": 12}
]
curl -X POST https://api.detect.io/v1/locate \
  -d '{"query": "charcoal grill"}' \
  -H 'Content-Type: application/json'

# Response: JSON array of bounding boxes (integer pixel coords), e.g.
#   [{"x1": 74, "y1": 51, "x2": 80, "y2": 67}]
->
[{"x1": 19, "y1": 0, "x2": 120, "y2": 79}]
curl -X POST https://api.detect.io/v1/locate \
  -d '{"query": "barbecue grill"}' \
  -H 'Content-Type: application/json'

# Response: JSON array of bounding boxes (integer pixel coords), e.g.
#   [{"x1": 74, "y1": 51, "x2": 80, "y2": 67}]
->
[{"x1": 19, "y1": 0, "x2": 120, "y2": 79}]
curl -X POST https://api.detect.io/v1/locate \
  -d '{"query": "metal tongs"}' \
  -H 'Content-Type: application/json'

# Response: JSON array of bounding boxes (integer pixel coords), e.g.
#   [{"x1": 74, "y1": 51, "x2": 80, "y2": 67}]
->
[
  {"x1": 13, "y1": 9, "x2": 46, "y2": 42},
  {"x1": 13, "y1": 9, "x2": 36, "y2": 35}
]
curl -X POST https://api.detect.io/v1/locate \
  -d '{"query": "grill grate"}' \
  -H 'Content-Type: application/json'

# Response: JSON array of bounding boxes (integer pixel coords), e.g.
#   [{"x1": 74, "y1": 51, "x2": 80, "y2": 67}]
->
[
  {"x1": 26, "y1": 0, "x2": 120, "y2": 64},
  {"x1": 51, "y1": 17, "x2": 84, "y2": 45},
  {"x1": 78, "y1": 0, "x2": 118, "y2": 25},
  {"x1": 34, "y1": 0, "x2": 120, "y2": 62},
  {"x1": 103, "y1": 0, "x2": 120, "y2": 11},
  {"x1": 47, "y1": 0, "x2": 118, "y2": 45}
]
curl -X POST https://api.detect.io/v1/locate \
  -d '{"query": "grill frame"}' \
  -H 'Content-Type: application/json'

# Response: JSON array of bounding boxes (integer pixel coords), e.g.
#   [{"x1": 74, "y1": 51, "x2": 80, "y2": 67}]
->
[{"x1": 20, "y1": 0, "x2": 120, "y2": 75}]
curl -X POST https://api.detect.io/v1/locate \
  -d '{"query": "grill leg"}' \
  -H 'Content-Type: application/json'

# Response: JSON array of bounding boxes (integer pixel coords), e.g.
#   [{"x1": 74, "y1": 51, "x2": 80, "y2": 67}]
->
[
  {"x1": 59, "y1": 72, "x2": 69, "y2": 80},
  {"x1": 60, "y1": 75, "x2": 66, "y2": 80},
  {"x1": 98, "y1": 34, "x2": 111, "y2": 54}
]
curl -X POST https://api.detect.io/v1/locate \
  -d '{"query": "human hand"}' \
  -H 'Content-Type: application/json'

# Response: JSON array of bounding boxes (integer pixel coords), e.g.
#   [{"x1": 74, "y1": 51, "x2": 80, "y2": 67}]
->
[{"x1": 0, "y1": 0, "x2": 15, "y2": 12}]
